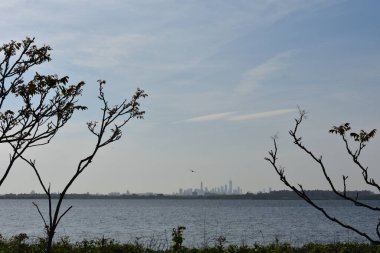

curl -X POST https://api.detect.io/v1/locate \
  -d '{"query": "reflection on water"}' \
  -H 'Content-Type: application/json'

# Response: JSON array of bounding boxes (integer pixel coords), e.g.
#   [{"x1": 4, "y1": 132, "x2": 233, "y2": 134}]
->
[{"x1": 0, "y1": 199, "x2": 378, "y2": 246}]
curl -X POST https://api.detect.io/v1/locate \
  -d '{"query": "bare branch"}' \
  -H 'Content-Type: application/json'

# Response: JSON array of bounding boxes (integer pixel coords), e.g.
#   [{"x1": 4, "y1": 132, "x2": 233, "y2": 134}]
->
[
  {"x1": 32, "y1": 202, "x2": 48, "y2": 230},
  {"x1": 56, "y1": 205, "x2": 73, "y2": 227},
  {"x1": 266, "y1": 108, "x2": 380, "y2": 244}
]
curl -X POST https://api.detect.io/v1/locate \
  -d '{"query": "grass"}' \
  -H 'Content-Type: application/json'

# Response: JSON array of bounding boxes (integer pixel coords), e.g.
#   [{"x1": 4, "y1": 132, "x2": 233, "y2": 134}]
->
[{"x1": 0, "y1": 233, "x2": 379, "y2": 253}]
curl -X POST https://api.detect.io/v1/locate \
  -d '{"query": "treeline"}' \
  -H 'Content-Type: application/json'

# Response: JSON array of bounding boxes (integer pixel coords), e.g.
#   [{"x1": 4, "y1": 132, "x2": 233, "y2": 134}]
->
[
  {"x1": 0, "y1": 190, "x2": 379, "y2": 200},
  {"x1": 249, "y1": 190, "x2": 380, "y2": 200}
]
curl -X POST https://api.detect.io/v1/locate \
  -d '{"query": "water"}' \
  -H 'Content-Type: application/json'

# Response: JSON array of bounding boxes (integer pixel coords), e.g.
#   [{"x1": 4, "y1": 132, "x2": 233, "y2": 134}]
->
[{"x1": 0, "y1": 198, "x2": 378, "y2": 247}]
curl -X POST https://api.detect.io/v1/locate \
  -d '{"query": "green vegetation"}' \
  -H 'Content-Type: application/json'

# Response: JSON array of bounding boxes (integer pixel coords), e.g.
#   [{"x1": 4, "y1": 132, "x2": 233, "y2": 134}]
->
[
  {"x1": 172, "y1": 226, "x2": 186, "y2": 252},
  {"x1": 0, "y1": 233, "x2": 379, "y2": 253}
]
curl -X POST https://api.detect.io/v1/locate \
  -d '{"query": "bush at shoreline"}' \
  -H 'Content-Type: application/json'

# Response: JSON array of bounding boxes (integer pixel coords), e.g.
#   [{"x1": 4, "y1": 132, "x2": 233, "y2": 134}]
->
[{"x1": 0, "y1": 234, "x2": 379, "y2": 253}]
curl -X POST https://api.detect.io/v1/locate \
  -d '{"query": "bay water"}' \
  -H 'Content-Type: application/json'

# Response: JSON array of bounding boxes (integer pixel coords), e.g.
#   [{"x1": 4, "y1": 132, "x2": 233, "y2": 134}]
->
[{"x1": 0, "y1": 199, "x2": 378, "y2": 247}]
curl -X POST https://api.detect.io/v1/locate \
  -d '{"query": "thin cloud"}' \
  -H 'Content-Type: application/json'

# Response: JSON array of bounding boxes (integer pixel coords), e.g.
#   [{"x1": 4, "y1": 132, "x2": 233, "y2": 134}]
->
[
  {"x1": 182, "y1": 108, "x2": 297, "y2": 123},
  {"x1": 183, "y1": 112, "x2": 237, "y2": 123},
  {"x1": 227, "y1": 109, "x2": 298, "y2": 121},
  {"x1": 237, "y1": 51, "x2": 295, "y2": 95},
  {"x1": 70, "y1": 33, "x2": 157, "y2": 68}
]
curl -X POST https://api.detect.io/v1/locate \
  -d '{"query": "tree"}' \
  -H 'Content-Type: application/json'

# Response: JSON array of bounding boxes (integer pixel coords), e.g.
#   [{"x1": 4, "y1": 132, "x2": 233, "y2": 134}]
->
[
  {"x1": 0, "y1": 37, "x2": 86, "y2": 188},
  {"x1": 0, "y1": 37, "x2": 147, "y2": 252},
  {"x1": 21, "y1": 80, "x2": 147, "y2": 253},
  {"x1": 265, "y1": 108, "x2": 379, "y2": 244}
]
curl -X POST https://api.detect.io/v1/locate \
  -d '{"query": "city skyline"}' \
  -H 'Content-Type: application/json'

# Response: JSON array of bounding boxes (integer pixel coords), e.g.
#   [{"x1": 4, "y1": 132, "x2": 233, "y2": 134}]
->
[
  {"x1": 178, "y1": 179, "x2": 243, "y2": 196},
  {"x1": 18, "y1": 179, "x2": 245, "y2": 196}
]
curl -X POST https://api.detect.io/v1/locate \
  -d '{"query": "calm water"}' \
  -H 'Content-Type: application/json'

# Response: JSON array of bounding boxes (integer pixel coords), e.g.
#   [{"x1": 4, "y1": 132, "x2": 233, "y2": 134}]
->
[{"x1": 0, "y1": 199, "x2": 378, "y2": 246}]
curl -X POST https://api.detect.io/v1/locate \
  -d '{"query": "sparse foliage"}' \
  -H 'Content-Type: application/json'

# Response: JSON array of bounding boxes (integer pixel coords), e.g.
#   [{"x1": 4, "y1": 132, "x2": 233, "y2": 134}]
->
[
  {"x1": 0, "y1": 37, "x2": 149, "y2": 253},
  {"x1": 21, "y1": 80, "x2": 147, "y2": 253},
  {"x1": 0, "y1": 37, "x2": 86, "y2": 187},
  {"x1": 214, "y1": 235, "x2": 226, "y2": 252},
  {"x1": 265, "y1": 108, "x2": 380, "y2": 244},
  {"x1": 172, "y1": 226, "x2": 186, "y2": 252}
]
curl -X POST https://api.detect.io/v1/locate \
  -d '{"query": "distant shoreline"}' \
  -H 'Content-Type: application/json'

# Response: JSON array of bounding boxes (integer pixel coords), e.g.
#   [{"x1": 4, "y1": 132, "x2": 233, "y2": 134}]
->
[{"x1": 0, "y1": 190, "x2": 379, "y2": 200}]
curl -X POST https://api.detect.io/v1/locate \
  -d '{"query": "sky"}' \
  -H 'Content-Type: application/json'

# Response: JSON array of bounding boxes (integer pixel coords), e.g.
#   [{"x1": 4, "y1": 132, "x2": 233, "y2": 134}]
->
[{"x1": 0, "y1": 0, "x2": 379, "y2": 194}]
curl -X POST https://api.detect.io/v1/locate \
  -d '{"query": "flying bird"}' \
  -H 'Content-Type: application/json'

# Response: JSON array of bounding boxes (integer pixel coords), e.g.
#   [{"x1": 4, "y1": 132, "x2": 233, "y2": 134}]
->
[{"x1": 190, "y1": 169, "x2": 196, "y2": 173}]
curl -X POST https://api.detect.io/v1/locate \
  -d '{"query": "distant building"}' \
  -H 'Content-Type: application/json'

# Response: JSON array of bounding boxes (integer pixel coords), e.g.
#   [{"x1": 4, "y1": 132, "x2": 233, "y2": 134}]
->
[{"x1": 177, "y1": 180, "x2": 243, "y2": 195}]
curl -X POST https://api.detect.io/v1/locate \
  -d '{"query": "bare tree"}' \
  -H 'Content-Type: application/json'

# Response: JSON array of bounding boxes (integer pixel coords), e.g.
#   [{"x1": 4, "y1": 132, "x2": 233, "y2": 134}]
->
[
  {"x1": 21, "y1": 80, "x2": 147, "y2": 253},
  {"x1": 0, "y1": 37, "x2": 86, "y2": 187},
  {"x1": 265, "y1": 108, "x2": 379, "y2": 244}
]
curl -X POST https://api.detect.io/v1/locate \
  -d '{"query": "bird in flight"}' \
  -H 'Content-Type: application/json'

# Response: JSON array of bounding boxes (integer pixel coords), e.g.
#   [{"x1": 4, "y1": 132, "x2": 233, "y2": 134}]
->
[{"x1": 190, "y1": 169, "x2": 196, "y2": 173}]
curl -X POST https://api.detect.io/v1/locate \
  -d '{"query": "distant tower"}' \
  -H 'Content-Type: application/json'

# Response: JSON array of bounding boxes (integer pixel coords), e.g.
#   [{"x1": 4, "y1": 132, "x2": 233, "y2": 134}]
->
[
  {"x1": 200, "y1": 181, "x2": 204, "y2": 193},
  {"x1": 228, "y1": 180, "x2": 232, "y2": 194}
]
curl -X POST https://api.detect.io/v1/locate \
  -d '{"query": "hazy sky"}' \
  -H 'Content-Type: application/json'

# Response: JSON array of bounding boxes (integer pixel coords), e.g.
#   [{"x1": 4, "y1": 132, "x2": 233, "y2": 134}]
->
[{"x1": 0, "y1": 0, "x2": 379, "y2": 194}]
